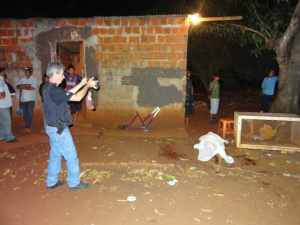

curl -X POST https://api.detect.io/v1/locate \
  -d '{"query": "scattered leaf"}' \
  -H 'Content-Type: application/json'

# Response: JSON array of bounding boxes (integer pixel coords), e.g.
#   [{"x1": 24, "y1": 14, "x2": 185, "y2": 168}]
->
[
  {"x1": 3, "y1": 169, "x2": 10, "y2": 176},
  {"x1": 212, "y1": 193, "x2": 224, "y2": 197},
  {"x1": 179, "y1": 158, "x2": 188, "y2": 161},
  {"x1": 146, "y1": 217, "x2": 156, "y2": 223},
  {"x1": 166, "y1": 175, "x2": 175, "y2": 180},
  {"x1": 194, "y1": 218, "x2": 201, "y2": 222},
  {"x1": 279, "y1": 203, "x2": 288, "y2": 208},
  {"x1": 80, "y1": 169, "x2": 113, "y2": 184},
  {"x1": 21, "y1": 178, "x2": 28, "y2": 183},
  {"x1": 154, "y1": 208, "x2": 164, "y2": 216}
]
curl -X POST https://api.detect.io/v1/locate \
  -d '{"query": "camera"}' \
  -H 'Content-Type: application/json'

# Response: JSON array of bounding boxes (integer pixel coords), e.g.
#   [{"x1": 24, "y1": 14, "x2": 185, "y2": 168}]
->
[{"x1": 90, "y1": 76, "x2": 100, "y2": 90}]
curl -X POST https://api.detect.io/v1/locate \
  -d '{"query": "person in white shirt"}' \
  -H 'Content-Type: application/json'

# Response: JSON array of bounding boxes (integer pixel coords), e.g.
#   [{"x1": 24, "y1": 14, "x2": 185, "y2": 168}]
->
[
  {"x1": 0, "y1": 67, "x2": 17, "y2": 142},
  {"x1": 17, "y1": 67, "x2": 37, "y2": 132}
]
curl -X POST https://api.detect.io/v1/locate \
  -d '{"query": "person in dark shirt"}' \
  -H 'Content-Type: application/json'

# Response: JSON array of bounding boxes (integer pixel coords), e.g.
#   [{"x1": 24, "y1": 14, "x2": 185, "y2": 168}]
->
[
  {"x1": 4, "y1": 74, "x2": 16, "y2": 95},
  {"x1": 43, "y1": 62, "x2": 97, "y2": 191},
  {"x1": 185, "y1": 71, "x2": 195, "y2": 117},
  {"x1": 4, "y1": 74, "x2": 16, "y2": 120},
  {"x1": 39, "y1": 73, "x2": 48, "y2": 100},
  {"x1": 39, "y1": 73, "x2": 49, "y2": 133}
]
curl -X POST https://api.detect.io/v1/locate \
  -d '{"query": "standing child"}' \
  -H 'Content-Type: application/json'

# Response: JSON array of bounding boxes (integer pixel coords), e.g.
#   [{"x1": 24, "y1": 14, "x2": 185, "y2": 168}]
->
[
  {"x1": 209, "y1": 74, "x2": 220, "y2": 124},
  {"x1": 64, "y1": 65, "x2": 82, "y2": 122}
]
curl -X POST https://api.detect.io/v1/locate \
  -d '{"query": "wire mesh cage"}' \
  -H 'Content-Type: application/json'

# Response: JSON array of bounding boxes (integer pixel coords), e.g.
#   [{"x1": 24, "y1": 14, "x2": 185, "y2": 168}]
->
[{"x1": 234, "y1": 112, "x2": 300, "y2": 152}]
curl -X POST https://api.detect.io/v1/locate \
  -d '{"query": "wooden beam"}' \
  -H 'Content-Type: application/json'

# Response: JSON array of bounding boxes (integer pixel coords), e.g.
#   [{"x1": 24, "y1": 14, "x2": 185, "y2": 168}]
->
[{"x1": 200, "y1": 16, "x2": 243, "y2": 22}]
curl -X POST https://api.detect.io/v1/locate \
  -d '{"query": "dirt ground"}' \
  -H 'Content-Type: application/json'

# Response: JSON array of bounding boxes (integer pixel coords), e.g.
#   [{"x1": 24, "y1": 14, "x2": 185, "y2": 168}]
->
[{"x1": 1, "y1": 93, "x2": 300, "y2": 225}]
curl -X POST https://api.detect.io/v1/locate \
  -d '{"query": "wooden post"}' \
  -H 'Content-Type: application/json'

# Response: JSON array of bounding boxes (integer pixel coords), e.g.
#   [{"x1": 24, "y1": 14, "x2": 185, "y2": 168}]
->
[{"x1": 200, "y1": 16, "x2": 243, "y2": 22}]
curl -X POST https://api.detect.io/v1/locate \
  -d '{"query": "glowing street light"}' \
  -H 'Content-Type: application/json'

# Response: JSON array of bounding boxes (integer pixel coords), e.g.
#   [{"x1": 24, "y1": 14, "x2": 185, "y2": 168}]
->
[
  {"x1": 188, "y1": 14, "x2": 243, "y2": 25},
  {"x1": 188, "y1": 13, "x2": 201, "y2": 25}
]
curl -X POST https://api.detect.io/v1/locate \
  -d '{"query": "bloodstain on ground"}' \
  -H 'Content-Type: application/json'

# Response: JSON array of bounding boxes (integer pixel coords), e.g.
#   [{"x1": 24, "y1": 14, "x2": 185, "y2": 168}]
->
[
  {"x1": 235, "y1": 154, "x2": 257, "y2": 166},
  {"x1": 159, "y1": 145, "x2": 186, "y2": 160}
]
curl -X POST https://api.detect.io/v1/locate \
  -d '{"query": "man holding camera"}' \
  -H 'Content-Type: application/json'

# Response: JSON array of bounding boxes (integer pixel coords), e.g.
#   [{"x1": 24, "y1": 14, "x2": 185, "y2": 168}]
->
[{"x1": 43, "y1": 62, "x2": 98, "y2": 191}]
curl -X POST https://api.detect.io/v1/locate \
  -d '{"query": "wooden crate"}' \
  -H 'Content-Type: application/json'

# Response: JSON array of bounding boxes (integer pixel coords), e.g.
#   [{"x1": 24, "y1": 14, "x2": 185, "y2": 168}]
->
[{"x1": 234, "y1": 112, "x2": 300, "y2": 152}]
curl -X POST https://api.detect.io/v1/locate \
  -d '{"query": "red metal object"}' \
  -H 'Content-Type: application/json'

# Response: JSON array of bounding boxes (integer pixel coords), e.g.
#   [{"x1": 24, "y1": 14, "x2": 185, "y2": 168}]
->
[{"x1": 126, "y1": 107, "x2": 160, "y2": 131}]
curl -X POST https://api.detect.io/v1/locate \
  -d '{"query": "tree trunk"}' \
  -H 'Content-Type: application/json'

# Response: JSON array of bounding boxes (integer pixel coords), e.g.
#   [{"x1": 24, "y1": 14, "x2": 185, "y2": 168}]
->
[
  {"x1": 195, "y1": 73, "x2": 210, "y2": 96},
  {"x1": 271, "y1": 29, "x2": 300, "y2": 114},
  {"x1": 270, "y1": 0, "x2": 300, "y2": 114}
]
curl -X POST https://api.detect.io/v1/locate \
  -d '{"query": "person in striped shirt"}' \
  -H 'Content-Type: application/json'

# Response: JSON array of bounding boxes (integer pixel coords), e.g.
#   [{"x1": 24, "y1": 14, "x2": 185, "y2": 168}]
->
[{"x1": 209, "y1": 74, "x2": 220, "y2": 124}]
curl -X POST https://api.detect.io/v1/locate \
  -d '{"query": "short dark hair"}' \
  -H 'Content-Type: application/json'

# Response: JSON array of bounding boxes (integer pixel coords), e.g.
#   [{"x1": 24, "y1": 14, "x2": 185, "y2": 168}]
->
[{"x1": 67, "y1": 65, "x2": 75, "y2": 70}]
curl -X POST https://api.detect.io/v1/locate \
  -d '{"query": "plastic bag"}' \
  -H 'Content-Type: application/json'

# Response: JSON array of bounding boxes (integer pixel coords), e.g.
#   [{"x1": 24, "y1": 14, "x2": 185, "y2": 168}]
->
[{"x1": 193, "y1": 132, "x2": 234, "y2": 164}]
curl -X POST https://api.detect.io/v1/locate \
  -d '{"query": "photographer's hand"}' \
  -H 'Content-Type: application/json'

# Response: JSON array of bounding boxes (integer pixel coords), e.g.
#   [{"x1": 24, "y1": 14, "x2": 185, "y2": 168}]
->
[
  {"x1": 79, "y1": 77, "x2": 88, "y2": 87},
  {"x1": 68, "y1": 78, "x2": 88, "y2": 94},
  {"x1": 87, "y1": 78, "x2": 98, "y2": 88},
  {"x1": 69, "y1": 78, "x2": 98, "y2": 102}
]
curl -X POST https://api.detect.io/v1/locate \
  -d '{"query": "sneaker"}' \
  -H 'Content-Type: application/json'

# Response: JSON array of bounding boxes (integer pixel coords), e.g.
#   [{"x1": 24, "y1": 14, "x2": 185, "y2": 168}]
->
[
  {"x1": 47, "y1": 180, "x2": 66, "y2": 190},
  {"x1": 16, "y1": 109, "x2": 23, "y2": 115},
  {"x1": 69, "y1": 181, "x2": 90, "y2": 191},
  {"x1": 210, "y1": 119, "x2": 217, "y2": 124},
  {"x1": 7, "y1": 138, "x2": 18, "y2": 143}
]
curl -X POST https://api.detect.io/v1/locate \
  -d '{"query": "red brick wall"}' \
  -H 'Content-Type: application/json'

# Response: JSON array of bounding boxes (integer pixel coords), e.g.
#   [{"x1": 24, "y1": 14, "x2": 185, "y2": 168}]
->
[
  {"x1": 71, "y1": 53, "x2": 81, "y2": 75},
  {"x1": 0, "y1": 20, "x2": 35, "y2": 69},
  {"x1": 60, "y1": 53, "x2": 82, "y2": 75},
  {"x1": 0, "y1": 16, "x2": 188, "y2": 72},
  {"x1": 60, "y1": 52, "x2": 72, "y2": 69},
  {"x1": 90, "y1": 17, "x2": 188, "y2": 70}
]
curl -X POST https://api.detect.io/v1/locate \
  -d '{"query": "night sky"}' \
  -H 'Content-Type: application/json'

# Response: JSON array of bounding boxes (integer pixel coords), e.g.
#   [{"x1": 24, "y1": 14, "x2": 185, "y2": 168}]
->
[{"x1": 1, "y1": 0, "x2": 190, "y2": 19}]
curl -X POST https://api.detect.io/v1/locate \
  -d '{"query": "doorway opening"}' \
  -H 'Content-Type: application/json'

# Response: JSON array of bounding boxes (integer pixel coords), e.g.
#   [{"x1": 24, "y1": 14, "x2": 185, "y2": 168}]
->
[{"x1": 56, "y1": 41, "x2": 86, "y2": 122}]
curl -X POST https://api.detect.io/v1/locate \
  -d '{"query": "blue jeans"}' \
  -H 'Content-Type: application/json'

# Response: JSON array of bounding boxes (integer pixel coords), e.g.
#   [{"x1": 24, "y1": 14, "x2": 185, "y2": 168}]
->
[
  {"x1": 261, "y1": 94, "x2": 272, "y2": 112},
  {"x1": 46, "y1": 125, "x2": 80, "y2": 188},
  {"x1": 0, "y1": 107, "x2": 15, "y2": 141},
  {"x1": 21, "y1": 101, "x2": 35, "y2": 129}
]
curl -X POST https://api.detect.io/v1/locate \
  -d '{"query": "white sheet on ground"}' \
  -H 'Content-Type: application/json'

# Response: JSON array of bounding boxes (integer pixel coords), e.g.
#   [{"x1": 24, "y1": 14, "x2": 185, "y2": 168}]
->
[{"x1": 193, "y1": 132, "x2": 234, "y2": 164}]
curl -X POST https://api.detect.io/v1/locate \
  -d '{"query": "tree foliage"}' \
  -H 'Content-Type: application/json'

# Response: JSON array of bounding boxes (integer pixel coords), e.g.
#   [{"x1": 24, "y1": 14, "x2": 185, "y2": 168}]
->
[
  {"x1": 192, "y1": 0, "x2": 300, "y2": 113},
  {"x1": 193, "y1": 0, "x2": 298, "y2": 56}
]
